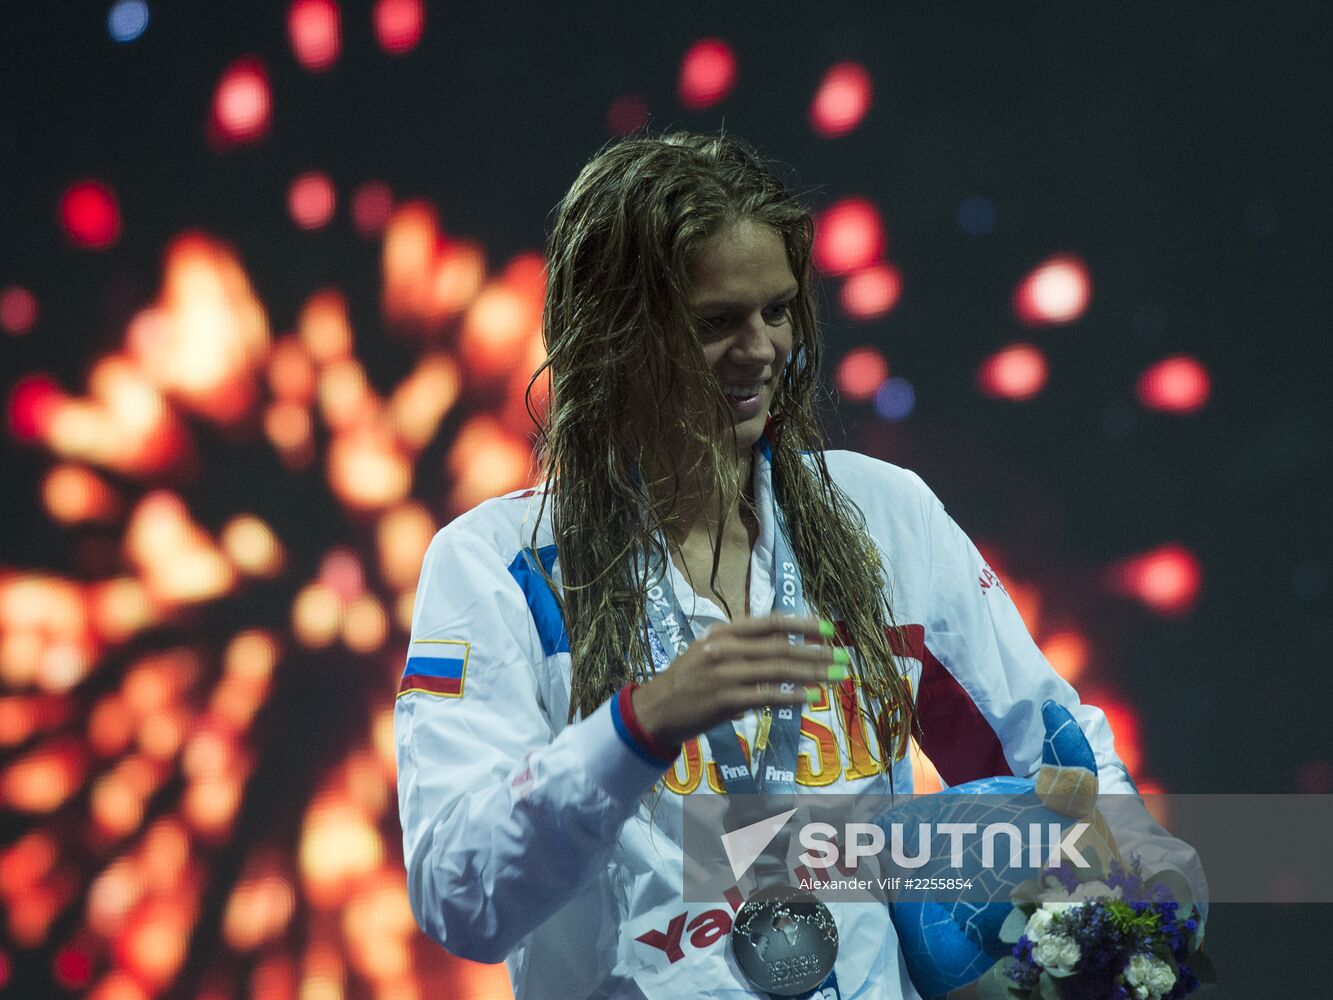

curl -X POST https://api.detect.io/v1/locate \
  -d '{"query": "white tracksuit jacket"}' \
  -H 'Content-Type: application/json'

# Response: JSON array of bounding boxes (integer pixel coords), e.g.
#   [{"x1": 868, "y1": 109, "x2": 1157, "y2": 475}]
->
[{"x1": 394, "y1": 447, "x2": 1206, "y2": 999}]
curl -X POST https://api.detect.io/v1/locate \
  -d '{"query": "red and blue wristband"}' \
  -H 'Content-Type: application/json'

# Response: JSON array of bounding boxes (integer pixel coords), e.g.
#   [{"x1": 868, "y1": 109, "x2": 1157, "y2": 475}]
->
[{"x1": 610, "y1": 683, "x2": 681, "y2": 768}]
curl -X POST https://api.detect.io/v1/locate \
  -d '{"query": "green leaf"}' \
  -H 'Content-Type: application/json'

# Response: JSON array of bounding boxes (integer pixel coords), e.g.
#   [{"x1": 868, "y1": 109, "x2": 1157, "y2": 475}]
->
[
  {"x1": 999, "y1": 907, "x2": 1029, "y2": 944},
  {"x1": 1038, "y1": 973, "x2": 1063, "y2": 1000}
]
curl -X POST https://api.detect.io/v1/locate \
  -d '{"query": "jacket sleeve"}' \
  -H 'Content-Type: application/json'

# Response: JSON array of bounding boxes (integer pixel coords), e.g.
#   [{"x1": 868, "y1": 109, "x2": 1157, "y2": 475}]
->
[
  {"x1": 904, "y1": 469, "x2": 1209, "y2": 923},
  {"x1": 394, "y1": 519, "x2": 667, "y2": 963}
]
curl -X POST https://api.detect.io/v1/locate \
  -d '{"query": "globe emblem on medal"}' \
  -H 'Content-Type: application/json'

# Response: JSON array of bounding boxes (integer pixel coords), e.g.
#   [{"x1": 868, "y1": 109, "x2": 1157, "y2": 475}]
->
[{"x1": 729, "y1": 884, "x2": 839, "y2": 997}]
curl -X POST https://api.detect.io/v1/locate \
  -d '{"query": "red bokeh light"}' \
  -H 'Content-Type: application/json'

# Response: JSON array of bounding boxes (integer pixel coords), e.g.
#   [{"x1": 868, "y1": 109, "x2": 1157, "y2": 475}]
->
[
  {"x1": 0, "y1": 285, "x2": 38, "y2": 334},
  {"x1": 212, "y1": 58, "x2": 271, "y2": 146},
  {"x1": 607, "y1": 94, "x2": 649, "y2": 135},
  {"x1": 678, "y1": 39, "x2": 737, "y2": 109},
  {"x1": 812, "y1": 198, "x2": 884, "y2": 275},
  {"x1": 835, "y1": 347, "x2": 889, "y2": 401},
  {"x1": 7, "y1": 374, "x2": 63, "y2": 442},
  {"x1": 288, "y1": 173, "x2": 336, "y2": 230},
  {"x1": 1112, "y1": 544, "x2": 1202, "y2": 616},
  {"x1": 288, "y1": 0, "x2": 341, "y2": 72},
  {"x1": 60, "y1": 181, "x2": 121, "y2": 250},
  {"x1": 373, "y1": 0, "x2": 424, "y2": 55},
  {"x1": 977, "y1": 343, "x2": 1048, "y2": 400},
  {"x1": 351, "y1": 181, "x2": 393, "y2": 238},
  {"x1": 839, "y1": 263, "x2": 901, "y2": 320},
  {"x1": 1013, "y1": 253, "x2": 1091, "y2": 325},
  {"x1": 54, "y1": 947, "x2": 93, "y2": 989},
  {"x1": 1136, "y1": 355, "x2": 1210, "y2": 414},
  {"x1": 809, "y1": 62, "x2": 873, "y2": 138}
]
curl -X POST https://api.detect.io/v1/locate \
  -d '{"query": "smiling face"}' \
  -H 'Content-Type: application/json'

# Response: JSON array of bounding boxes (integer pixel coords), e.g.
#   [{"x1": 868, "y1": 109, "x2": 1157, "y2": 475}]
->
[{"x1": 687, "y1": 218, "x2": 798, "y2": 454}]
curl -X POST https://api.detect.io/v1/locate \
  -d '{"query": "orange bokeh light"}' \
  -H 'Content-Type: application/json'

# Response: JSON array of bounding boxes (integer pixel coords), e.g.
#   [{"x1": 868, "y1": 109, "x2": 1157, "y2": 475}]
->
[
  {"x1": 2, "y1": 738, "x2": 86, "y2": 813},
  {"x1": 328, "y1": 429, "x2": 413, "y2": 511},
  {"x1": 88, "y1": 971, "x2": 151, "y2": 1000},
  {"x1": 223, "y1": 850, "x2": 296, "y2": 951},
  {"x1": 342, "y1": 595, "x2": 388, "y2": 652},
  {"x1": 125, "y1": 492, "x2": 236, "y2": 606},
  {"x1": 300, "y1": 290, "x2": 354, "y2": 364},
  {"x1": 446, "y1": 417, "x2": 534, "y2": 512},
  {"x1": 390, "y1": 354, "x2": 459, "y2": 449},
  {"x1": 89, "y1": 577, "x2": 156, "y2": 643},
  {"x1": 88, "y1": 695, "x2": 134, "y2": 756},
  {"x1": 318, "y1": 359, "x2": 376, "y2": 431},
  {"x1": 119, "y1": 897, "x2": 194, "y2": 987},
  {"x1": 431, "y1": 240, "x2": 486, "y2": 319},
  {"x1": 0, "y1": 831, "x2": 57, "y2": 898},
  {"x1": 292, "y1": 583, "x2": 344, "y2": 649},
  {"x1": 222, "y1": 514, "x2": 286, "y2": 578},
  {"x1": 460, "y1": 284, "x2": 537, "y2": 378},
  {"x1": 377, "y1": 502, "x2": 436, "y2": 591},
  {"x1": 265, "y1": 400, "x2": 315, "y2": 466},
  {"x1": 268, "y1": 335, "x2": 318, "y2": 402},
  {"x1": 130, "y1": 234, "x2": 271, "y2": 424},
  {"x1": 42, "y1": 464, "x2": 117, "y2": 524},
  {"x1": 300, "y1": 798, "x2": 384, "y2": 908},
  {"x1": 1041, "y1": 630, "x2": 1089, "y2": 683}
]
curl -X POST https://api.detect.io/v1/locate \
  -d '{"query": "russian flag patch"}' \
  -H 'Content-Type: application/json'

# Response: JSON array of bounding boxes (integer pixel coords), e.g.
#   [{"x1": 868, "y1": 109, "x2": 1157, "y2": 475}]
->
[{"x1": 398, "y1": 639, "x2": 469, "y2": 698}]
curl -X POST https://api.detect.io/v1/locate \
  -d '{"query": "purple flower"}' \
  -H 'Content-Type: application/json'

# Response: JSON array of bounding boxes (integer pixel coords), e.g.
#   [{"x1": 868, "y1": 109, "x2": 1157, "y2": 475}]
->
[{"x1": 1048, "y1": 864, "x2": 1082, "y2": 893}]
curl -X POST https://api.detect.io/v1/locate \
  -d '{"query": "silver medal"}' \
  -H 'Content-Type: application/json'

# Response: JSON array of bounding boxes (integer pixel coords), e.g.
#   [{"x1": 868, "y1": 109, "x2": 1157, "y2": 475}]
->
[{"x1": 729, "y1": 884, "x2": 839, "y2": 997}]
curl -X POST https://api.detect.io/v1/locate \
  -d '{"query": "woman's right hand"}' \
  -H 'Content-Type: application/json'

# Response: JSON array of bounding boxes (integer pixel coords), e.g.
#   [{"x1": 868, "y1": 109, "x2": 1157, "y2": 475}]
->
[{"x1": 630, "y1": 614, "x2": 849, "y2": 749}]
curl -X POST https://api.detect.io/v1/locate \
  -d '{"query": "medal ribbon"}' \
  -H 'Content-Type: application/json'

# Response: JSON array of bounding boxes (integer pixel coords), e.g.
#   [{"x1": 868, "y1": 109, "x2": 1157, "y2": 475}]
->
[
  {"x1": 631, "y1": 434, "x2": 842, "y2": 999},
  {"x1": 635, "y1": 434, "x2": 807, "y2": 799}
]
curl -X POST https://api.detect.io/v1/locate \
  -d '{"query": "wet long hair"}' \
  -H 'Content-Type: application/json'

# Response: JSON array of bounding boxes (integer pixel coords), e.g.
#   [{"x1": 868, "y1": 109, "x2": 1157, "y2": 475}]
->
[{"x1": 524, "y1": 132, "x2": 915, "y2": 759}]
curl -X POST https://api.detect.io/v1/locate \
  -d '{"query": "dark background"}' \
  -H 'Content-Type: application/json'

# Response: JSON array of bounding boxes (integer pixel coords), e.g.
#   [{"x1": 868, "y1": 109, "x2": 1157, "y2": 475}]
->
[{"x1": 1, "y1": 2, "x2": 1328, "y2": 997}]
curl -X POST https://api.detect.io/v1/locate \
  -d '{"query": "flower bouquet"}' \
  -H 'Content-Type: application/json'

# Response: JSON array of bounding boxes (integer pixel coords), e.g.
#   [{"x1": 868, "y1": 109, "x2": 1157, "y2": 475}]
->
[{"x1": 993, "y1": 857, "x2": 1214, "y2": 1000}]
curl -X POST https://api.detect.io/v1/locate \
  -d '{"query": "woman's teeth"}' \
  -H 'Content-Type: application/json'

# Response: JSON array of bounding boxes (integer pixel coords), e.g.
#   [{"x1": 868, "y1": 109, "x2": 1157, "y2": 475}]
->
[{"x1": 723, "y1": 383, "x2": 763, "y2": 398}]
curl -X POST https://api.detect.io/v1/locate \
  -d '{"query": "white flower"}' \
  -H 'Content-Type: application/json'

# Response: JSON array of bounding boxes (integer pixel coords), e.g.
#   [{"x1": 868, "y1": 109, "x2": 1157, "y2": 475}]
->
[
  {"x1": 1023, "y1": 908, "x2": 1055, "y2": 942},
  {"x1": 1031, "y1": 933, "x2": 1080, "y2": 975},
  {"x1": 1124, "y1": 953, "x2": 1177, "y2": 1000}
]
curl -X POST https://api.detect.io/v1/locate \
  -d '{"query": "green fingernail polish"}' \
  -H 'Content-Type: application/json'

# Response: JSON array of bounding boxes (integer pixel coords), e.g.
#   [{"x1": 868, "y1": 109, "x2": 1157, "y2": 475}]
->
[
  {"x1": 832, "y1": 648, "x2": 851, "y2": 666},
  {"x1": 828, "y1": 661, "x2": 848, "y2": 682},
  {"x1": 819, "y1": 619, "x2": 835, "y2": 639},
  {"x1": 806, "y1": 686, "x2": 821, "y2": 703}
]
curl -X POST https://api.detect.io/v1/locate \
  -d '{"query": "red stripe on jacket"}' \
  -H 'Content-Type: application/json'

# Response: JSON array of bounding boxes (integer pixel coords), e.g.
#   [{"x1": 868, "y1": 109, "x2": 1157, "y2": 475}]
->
[{"x1": 831, "y1": 619, "x2": 1013, "y2": 787}]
